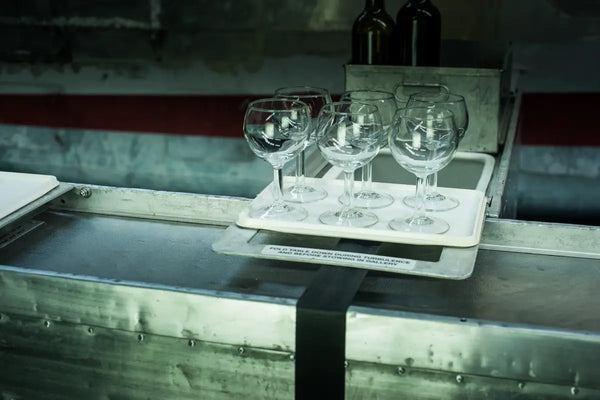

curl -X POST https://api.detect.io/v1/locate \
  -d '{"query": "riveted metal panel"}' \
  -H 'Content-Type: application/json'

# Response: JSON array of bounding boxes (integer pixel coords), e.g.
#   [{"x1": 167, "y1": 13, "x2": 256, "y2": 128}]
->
[
  {"x1": 345, "y1": 360, "x2": 600, "y2": 400},
  {"x1": 346, "y1": 306, "x2": 600, "y2": 391},
  {"x1": 0, "y1": 267, "x2": 296, "y2": 352},
  {"x1": 0, "y1": 312, "x2": 294, "y2": 399}
]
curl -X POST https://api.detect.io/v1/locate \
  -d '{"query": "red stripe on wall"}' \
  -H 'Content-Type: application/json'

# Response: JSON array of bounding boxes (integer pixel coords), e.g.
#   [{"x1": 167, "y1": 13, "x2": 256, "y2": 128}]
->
[
  {"x1": 1, "y1": 93, "x2": 599, "y2": 146},
  {"x1": 0, "y1": 94, "x2": 265, "y2": 137}
]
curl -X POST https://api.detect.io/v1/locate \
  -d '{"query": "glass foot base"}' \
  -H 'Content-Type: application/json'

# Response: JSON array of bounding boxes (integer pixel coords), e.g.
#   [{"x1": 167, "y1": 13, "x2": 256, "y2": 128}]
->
[
  {"x1": 389, "y1": 215, "x2": 449, "y2": 234},
  {"x1": 284, "y1": 184, "x2": 327, "y2": 203},
  {"x1": 250, "y1": 203, "x2": 308, "y2": 221},
  {"x1": 403, "y1": 192, "x2": 459, "y2": 212},
  {"x1": 339, "y1": 190, "x2": 394, "y2": 209},
  {"x1": 319, "y1": 208, "x2": 378, "y2": 228}
]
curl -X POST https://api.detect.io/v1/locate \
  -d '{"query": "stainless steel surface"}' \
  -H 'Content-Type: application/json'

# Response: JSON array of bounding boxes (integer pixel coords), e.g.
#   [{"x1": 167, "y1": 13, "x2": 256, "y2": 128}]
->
[
  {"x1": 52, "y1": 183, "x2": 248, "y2": 225},
  {"x1": 345, "y1": 360, "x2": 600, "y2": 399},
  {"x1": 1, "y1": 305, "x2": 295, "y2": 400},
  {"x1": 487, "y1": 94, "x2": 520, "y2": 218},
  {"x1": 0, "y1": 209, "x2": 315, "y2": 302},
  {"x1": 0, "y1": 221, "x2": 302, "y2": 351},
  {"x1": 354, "y1": 248, "x2": 600, "y2": 330},
  {"x1": 345, "y1": 64, "x2": 504, "y2": 153},
  {"x1": 345, "y1": 247, "x2": 600, "y2": 396},
  {"x1": 0, "y1": 188, "x2": 310, "y2": 398},
  {"x1": 481, "y1": 218, "x2": 600, "y2": 259},
  {"x1": 2, "y1": 185, "x2": 600, "y2": 398},
  {"x1": 346, "y1": 306, "x2": 600, "y2": 394}
]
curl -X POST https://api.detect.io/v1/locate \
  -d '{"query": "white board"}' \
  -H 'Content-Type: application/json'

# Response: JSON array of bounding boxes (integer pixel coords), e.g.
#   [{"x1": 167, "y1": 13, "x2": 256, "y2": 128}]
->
[{"x1": 0, "y1": 171, "x2": 60, "y2": 220}]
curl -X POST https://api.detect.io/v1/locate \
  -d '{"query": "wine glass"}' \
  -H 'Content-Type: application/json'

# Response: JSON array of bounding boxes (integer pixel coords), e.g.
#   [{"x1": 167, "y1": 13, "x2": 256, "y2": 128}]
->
[
  {"x1": 403, "y1": 92, "x2": 469, "y2": 211},
  {"x1": 339, "y1": 90, "x2": 397, "y2": 209},
  {"x1": 388, "y1": 107, "x2": 458, "y2": 234},
  {"x1": 274, "y1": 86, "x2": 332, "y2": 203},
  {"x1": 243, "y1": 98, "x2": 311, "y2": 221},
  {"x1": 316, "y1": 101, "x2": 382, "y2": 228}
]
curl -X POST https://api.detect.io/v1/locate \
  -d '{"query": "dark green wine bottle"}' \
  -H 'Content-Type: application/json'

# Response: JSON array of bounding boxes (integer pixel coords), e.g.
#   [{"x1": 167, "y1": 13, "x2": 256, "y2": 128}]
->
[
  {"x1": 395, "y1": 0, "x2": 441, "y2": 66},
  {"x1": 352, "y1": 0, "x2": 396, "y2": 65}
]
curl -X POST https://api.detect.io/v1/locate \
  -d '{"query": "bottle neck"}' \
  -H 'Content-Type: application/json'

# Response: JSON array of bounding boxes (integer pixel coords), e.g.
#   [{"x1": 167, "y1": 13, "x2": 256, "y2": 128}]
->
[{"x1": 365, "y1": 0, "x2": 386, "y2": 11}]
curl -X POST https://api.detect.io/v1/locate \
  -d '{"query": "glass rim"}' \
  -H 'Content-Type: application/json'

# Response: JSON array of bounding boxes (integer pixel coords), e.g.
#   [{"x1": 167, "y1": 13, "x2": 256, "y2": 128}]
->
[
  {"x1": 246, "y1": 97, "x2": 311, "y2": 113},
  {"x1": 341, "y1": 89, "x2": 395, "y2": 101},
  {"x1": 274, "y1": 86, "x2": 330, "y2": 99},
  {"x1": 408, "y1": 92, "x2": 466, "y2": 103},
  {"x1": 395, "y1": 106, "x2": 455, "y2": 120},
  {"x1": 320, "y1": 100, "x2": 380, "y2": 116}
]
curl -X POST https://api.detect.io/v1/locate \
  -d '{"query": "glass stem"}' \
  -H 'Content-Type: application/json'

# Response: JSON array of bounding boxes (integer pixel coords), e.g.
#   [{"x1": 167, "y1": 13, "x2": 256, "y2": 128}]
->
[
  {"x1": 272, "y1": 167, "x2": 285, "y2": 209},
  {"x1": 295, "y1": 150, "x2": 306, "y2": 187},
  {"x1": 361, "y1": 161, "x2": 373, "y2": 191},
  {"x1": 412, "y1": 175, "x2": 427, "y2": 223},
  {"x1": 426, "y1": 172, "x2": 438, "y2": 198},
  {"x1": 343, "y1": 170, "x2": 355, "y2": 211}
]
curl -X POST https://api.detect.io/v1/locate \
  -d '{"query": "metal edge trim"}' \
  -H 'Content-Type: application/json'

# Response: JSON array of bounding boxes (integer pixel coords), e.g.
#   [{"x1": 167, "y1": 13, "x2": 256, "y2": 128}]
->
[
  {"x1": 487, "y1": 93, "x2": 521, "y2": 217},
  {"x1": 50, "y1": 183, "x2": 250, "y2": 225}
]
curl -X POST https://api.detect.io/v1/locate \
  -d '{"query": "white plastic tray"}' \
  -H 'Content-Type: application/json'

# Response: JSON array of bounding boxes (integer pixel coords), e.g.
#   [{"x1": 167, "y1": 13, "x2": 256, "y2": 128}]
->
[
  {"x1": 237, "y1": 177, "x2": 487, "y2": 247},
  {"x1": 0, "y1": 171, "x2": 59, "y2": 220},
  {"x1": 323, "y1": 150, "x2": 496, "y2": 193}
]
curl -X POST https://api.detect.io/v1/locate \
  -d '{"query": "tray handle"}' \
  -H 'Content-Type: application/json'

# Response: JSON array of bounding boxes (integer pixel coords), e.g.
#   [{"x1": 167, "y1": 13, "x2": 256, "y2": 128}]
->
[{"x1": 393, "y1": 81, "x2": 450, "y2": 105}]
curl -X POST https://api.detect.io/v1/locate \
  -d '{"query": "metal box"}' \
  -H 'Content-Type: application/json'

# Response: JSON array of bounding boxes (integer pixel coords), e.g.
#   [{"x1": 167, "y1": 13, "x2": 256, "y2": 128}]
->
[{"x1": 345, "y1": 64, "x2": 506, "y2": 153}]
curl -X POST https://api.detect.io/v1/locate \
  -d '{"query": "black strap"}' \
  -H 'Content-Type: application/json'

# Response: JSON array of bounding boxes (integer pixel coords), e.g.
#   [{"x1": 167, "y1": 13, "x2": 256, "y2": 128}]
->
[{"x1": 295, "y1": 240, "x2": 374, "y2": 399}]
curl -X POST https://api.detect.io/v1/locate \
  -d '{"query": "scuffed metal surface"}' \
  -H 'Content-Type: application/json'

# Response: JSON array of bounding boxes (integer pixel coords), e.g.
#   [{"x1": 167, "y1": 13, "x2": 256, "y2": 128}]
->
[
  {"x1": 50, "y1": 184, "x2": 250, "y2": 225},
  {"x1": 345, "y1": 359, "x2": 600, "y2": 399},
  {"x1": 0, "y1": 312, "x2": 295, "y2": 399},
  {"x1": 0, "y1": 267, "x2": 296, "y2": 351},
  {"x1": 346, "y1": 306, "x2": 600, "y2": 390},
  {"x1": 481, "y1": 218, "x2": 600, "y2": 259}
]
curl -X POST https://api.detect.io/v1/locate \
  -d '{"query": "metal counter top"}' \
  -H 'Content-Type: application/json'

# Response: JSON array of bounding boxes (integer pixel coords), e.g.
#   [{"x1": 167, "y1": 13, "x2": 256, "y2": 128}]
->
[
  {"x1": 1, "y1": 184, "x2": 599, "y2": 399},
  {"x1": 1, "y1": 185, "x2": 598, "y2": 333}
]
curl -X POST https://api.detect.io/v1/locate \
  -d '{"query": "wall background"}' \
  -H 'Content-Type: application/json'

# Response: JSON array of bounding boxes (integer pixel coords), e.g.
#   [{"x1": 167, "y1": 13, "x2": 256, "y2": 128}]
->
[
  {"x1": 0, "y1": 0, "x2": 599, "y2": 202},
  {"x1": 0, "y1": 0, "x2": 599, "y2": 95}
]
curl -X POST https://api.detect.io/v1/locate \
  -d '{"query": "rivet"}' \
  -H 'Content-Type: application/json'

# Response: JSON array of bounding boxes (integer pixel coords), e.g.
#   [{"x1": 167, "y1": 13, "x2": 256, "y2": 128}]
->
[
  {"x1": 571, "y1": 387, "x2": 579, "y2": 395},
  {"x1": 344, "y1": 361, "x2": 349, "y2": 369},
  {"x1": 44, "y1": 320, "x2": 51, "y2": 328},
  {"x1": 188, "y1": 339, "x2": 196, "y2": 347},
  {"x1": 79, "y1": 187, "x2": 92, "y2": 198},
  {"x1": 238, "y1": 346, "x2": 245, "y2": 355},
  {"x1": 88, "y1": 327, "x2": 94, "y2": 334},
  {"x1": 518, "y1": 382, "x2": 525, "y2": 390},
  {"x1": 289, "y1": 354, "x2": 295, "y2": 361},
  {"x1": 460, "y1": 317, "x2": 467, "y2": 322},
  {"x1": 137, "y1": 334, "x2": 144, "y2": 342},
  {"x1": 397, "y1": 366, "x2": 406, "y2": 375},
  {"x1": 456, "y1": 374, "x2": 464, "y2": 384}
]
